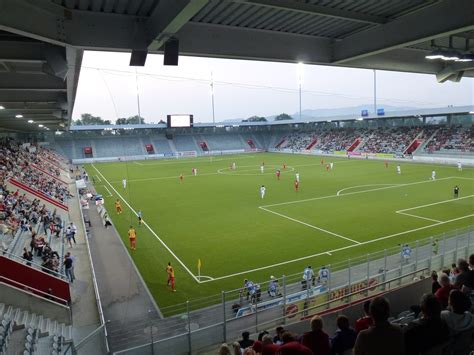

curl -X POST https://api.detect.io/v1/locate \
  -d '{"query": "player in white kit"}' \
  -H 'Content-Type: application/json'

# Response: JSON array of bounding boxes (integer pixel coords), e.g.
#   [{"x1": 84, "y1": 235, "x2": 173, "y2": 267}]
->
[
  {"x1": 431, "y1": 170, "x2": 436, "y2": 180},
  {"x1": 330, "y1": 162, "x2": 334, "y2": 170},
  {"x1": 260, "y1": 185, "x2": 266, "y2": 199},
  {"x1": 295, "y1": 172, "x2": 300, "y2": 183},
  {"x1": 458, "y1": 162, "x2": 462, "y2": 171},
  {"x1": 122, "y1": 179, "x2": 127, "y2": 189},
  {"x1": 397, "y1": 165, "x2": 401, "y2": 174},
  {"x1": 260, "y1": 165, "x2": 265, "y2": 173},
  {"x1": 232, "y1": 162, "x2": 236, "y2": 170}
]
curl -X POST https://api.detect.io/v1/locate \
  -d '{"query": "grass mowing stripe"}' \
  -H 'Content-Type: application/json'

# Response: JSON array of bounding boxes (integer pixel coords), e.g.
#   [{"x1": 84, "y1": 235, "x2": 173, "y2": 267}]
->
[{"x1": 91, "y1": 163, "x2": 200, "y2": 283}]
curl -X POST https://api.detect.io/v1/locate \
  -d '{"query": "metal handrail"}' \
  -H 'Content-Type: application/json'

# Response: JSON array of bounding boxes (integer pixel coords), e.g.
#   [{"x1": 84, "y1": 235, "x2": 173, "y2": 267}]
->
[
  {"x1": 76, "y1": 186, "x2": 110, "y2": 353},
  {"x1": 1, "y1": 250, "x2": 66, "y2": 280},
  {"x1": 0, "y1": 275, "x2": 70, "y2": 307}
]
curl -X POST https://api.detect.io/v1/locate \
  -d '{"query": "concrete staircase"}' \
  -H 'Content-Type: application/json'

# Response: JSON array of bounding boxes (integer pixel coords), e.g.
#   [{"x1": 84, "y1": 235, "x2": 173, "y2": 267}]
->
[{"x1": 0, "y1": 303, "x2": 72, "y2": 355}]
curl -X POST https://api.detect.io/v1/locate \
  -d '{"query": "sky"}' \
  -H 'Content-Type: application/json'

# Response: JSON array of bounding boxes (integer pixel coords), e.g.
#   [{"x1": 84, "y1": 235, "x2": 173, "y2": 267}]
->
[{"x1": 73, "y1": 51, "x2": 474, "y2": 123}]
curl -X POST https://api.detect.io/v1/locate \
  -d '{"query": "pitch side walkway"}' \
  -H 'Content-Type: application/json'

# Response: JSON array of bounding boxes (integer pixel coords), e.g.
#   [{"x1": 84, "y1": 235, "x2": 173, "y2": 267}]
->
[{"x1": 83, "y1": 190, "x2": 163, "y2": 352}]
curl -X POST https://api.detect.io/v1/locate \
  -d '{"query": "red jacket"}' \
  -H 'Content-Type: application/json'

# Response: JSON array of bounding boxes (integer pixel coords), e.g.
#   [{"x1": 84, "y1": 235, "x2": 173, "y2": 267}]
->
[{"x1": 301, "y1": 329, "x2": 329, "y2": 355}]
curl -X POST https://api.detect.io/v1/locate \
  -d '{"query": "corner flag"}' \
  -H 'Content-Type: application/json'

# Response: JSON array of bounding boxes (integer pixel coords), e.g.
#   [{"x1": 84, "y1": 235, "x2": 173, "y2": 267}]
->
[
  {"x1": 198, "y1": 259, "x2": 202, "y2": 280},
  {"x1": 198, "y1": 259, "x2": 202, "y2": 269}
]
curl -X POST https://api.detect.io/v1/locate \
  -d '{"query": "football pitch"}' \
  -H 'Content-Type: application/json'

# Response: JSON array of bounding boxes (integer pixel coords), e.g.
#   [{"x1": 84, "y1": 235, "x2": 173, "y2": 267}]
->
[{"x1": 85, "y1": 153, "x2": 474, "y2": 310}]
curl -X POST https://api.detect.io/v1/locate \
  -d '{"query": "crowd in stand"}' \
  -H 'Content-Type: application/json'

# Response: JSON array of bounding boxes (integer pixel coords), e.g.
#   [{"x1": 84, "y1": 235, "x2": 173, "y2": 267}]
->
[
  {"x1": 424, "y1": 126, "x2": 473, "y2": 153},
  {"x1": 360, "y1": 127, "x2": 422, "y2": 154},
  {"x1": 0, "y1": 138, "x2": 66, "y2": 276},
  {"x1": 220, "y1": 255, "x2": 474, "y2": 354},
  {"x1": 282, "y1": 133, "x2": 317, "y2": 151},
  {"x1": 0, "y1": 138, "x2": 70, "y2": 203},
  {"x1": 314, "y1": 129, "x2": 365, "y2": 152}
]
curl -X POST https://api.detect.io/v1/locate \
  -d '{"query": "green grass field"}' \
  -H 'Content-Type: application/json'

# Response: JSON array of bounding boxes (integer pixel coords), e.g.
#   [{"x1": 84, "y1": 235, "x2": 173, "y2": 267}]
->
[{"x1": 85, "y1": 153, "x2": 473, "y2": 310}]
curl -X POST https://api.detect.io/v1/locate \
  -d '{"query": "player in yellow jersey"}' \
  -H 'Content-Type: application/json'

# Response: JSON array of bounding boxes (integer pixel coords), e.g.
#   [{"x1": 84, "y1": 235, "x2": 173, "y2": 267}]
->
[
  {"x1": 166, "y1": 262, "x2": 176, "y2": 292},
  {"x1": 115, "y1": 199, "x2": 122, "y2": 214},
  {"x1": 128, "y1": 226, "x2": 137, "y2": 250}
]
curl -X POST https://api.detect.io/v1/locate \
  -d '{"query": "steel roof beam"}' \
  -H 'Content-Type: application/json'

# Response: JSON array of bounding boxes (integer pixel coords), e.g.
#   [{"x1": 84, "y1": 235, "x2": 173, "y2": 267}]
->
[
  {"x1": 332, "y1": 0, "x2": 474, "y2": 63},
  {"x1": 236, "y1": 0, "x2": 387, "y2": 25}
]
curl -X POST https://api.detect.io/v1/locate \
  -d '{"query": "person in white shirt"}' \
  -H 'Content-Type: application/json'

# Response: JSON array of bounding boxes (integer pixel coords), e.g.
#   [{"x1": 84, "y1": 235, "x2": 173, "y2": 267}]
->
[
  {"x1": 396, "y1": 165, "x2": 401, "y2": 174},
  {"x1": 260, "y1": 185, "x2": 266, "y2": 199},
  {"x1": 330, "y1": 162, "x2": 334, "y2": 170},
  {"x1": 122, "y1": 179, "x2": 127, "y2": 189},
  {"x1": 457, "y1": 162, "x2": 462, "y2": 171},
  {"x1": 431, "y1": 170, "x2": 436, "y2": 180},
  {"x1": 295, "y1": 172, "x2": 300, "y2": 183},
  {"x1": 260, "y1": 165, "x2": 265, "y2": 174}
]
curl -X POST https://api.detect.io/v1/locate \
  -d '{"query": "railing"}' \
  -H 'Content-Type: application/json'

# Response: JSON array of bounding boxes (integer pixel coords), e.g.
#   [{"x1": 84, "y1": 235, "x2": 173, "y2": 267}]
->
[
  {"x1": 1, "y1": 250, "x2": 66, "y2": 280},
  {"x1": 114, "y1": 226, "x2": 473, "y2": 354}
]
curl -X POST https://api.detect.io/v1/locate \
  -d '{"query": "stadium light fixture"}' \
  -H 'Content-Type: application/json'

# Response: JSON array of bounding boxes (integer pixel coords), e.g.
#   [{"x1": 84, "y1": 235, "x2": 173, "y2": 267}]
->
[
  {"x1": 441, "y1": 50, "x2": 461, "y2": 61},
  {"x1": 456, "y1": 53, "x2": 474, "y2": 62},
  {"x1": 425, "y1": 49, "x2": 445, "y2": 60},
  {"x1": 356, "y1": 117, "x2": 364, "y2": 121},
  {"x1": 38, "y1": 124, "x2": 43, "y2": 127},
  {"x1": 0, "y1": 105, "x2": 4, "y2": 110},
  {"x1": 15, "y1": 114, "x2": 23, "y2": 118},
  {"x1": 469, "y1": 111, "x2": 474, "y2": 114},
  {"x1": 27, "y1": 120, "x2": 34, "y2": 123}
]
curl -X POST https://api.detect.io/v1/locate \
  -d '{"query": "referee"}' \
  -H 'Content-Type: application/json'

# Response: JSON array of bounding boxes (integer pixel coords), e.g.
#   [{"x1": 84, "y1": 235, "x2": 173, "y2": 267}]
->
[{"x1": 454, "y1": 185, "x2": 459, "y2": 198}]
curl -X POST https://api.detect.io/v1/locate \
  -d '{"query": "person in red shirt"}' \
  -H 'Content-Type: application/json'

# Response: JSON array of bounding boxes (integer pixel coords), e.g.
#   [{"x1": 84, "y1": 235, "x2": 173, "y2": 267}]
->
[
  {"x1": 276, "y1": 169, "x2": 281, "y2": 180},
  {"x1": 301, "y1": 316, "x2": 330, "y2": 355},
  {"x1": 435, "y1": 273, "x2": 454, "y2": 309},
  {"x1": 294, "y1": 180, "x2": 299, "y2": 192},
  {"x1": 278, "y1": 332, "x2": 312, "y2": 355},
  {"x1": 261, "y1": 335, "x2": 279, "y2": 355},
  {"x1": 355, "y1": 300, "x2": 373, "y2": 333}
]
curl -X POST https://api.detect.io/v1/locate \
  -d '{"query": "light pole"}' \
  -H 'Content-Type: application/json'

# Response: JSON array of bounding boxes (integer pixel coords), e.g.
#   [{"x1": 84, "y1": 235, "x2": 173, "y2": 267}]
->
[
  {"x1": 135, "y1": 68, "x2": 141, "y2": 122},
  {"x1": 297, "y1": 62, "x2": 304, "y2": 120},
  {"x1": 211, "y1": 71, "x2": 216, "y2": 124},
  {"x1": 373, "y1": 69, "x2": 377, "y2": 116}
]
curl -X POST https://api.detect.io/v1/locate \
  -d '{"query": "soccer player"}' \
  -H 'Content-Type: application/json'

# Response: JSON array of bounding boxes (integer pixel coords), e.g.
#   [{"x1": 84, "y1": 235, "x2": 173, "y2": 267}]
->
[
  {"x1": 283, "y1": 163, "x2": 286, "y2": 170},
  {"x1": 326, "y1": 164, "x2": 330, "y2": 172},
  {"x1": 137, "y1": 210, "x2": 143, "y2": 226},
  {"x1": 397, "y1": 165, "x2": 401, "y2": 174},
  {"x1": 276, "y1": 169, "x2": 281, "y2": 180},
  {"x1": 128, "y1": 225, "x2": 137, "y2": 250},
  {"x1": 192, "y1": 168, "x2": 197, "y2": 176},
  {"x1": 166, "y1": 262, "x2": 176, "y2": 292},
  {"x1": 318, "y1": 266, "x2": 329, "y2": 285},
  {"x1": 260, "y1": 185, "x2": 266, "y2": 199},
  {"x1": 401, "y1": 244, "x2": 411, "y2": 264},
  {"x1": 115, "y1": 199, "x2": 122, "y2": 214},
  {"x1": 122, "y1": 178, "x2": 127, "y2": 189},
  {"x1": 232, "y1": 162, "x2": 236, "y2": 170},
  {"x1": 268, "y1": 276, "x2": 280, "y2": 297},
  {"x1": 330, "y1": 162, "x2": 334, "y2": 170},
  {"x1": 179, "y1": 174, "x2": 184, "y2": 183},
  {"x1": 432, "y1": 239, "x2": 439, "y2": 255},
  {"x1": 431, "y1": 170, "x2": 436, "y2": 180},
  {"x1": 294, "y1": 180, "x2": 299, "y2": 192},
  {"x1": 454, "y1": 185, "x2": 459, "y2": 198},
  {"x1": 457, "y1": 162, "x2": 462, "y2": 171},
  {"x1": 385, "y1": 161, "x2": 389, "y2": 168},
  {"x1": 320, "y1": 159, "x2": 324, "y2": 166},
  {"x1": 295, "y1": 172, "x2": 300, "y2": 182},
  {"x1": 260, "y1": 164, "x2": 265, "y2": 174},
  {"x1": 302, "y1": 266, "x2": 315, "y2": 289}
]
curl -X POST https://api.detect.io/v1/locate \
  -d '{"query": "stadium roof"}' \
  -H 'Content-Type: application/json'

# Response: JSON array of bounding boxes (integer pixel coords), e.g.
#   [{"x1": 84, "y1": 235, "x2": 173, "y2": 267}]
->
[
  {"x1": 0, "y1": 0, "x2": 473, "y2": 132},
  {"x1": 69, "y1": 105, "x2": 474, "y2": 130}
]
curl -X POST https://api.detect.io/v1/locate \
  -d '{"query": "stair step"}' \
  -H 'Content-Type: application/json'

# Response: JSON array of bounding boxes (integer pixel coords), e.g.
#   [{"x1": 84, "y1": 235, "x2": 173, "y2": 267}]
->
[
  {"x1": 12, "y1": 308, "x2": 23, "y2": 330},
  {"x1": 62, "y1": 324, "x2": 73, "y2": 342},
  {"x1": 41, "y1": 318, "x2": 51, "y2": 337},
  {"x1": 50, "y1": 320, "x2": 58, "y2": 336},
  {"x1": 28, "y1": 313, "x2": 37, "y2": 328},
  {"x1": 0, "y1": 303, "x2": 5, "y2": 318}
]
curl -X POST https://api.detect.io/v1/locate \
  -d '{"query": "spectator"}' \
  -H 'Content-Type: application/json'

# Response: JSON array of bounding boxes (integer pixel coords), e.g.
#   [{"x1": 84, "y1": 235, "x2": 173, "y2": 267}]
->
[
  {"x1": 355, "y1": 300, "x2": 373, "y2": 333},
  {"x1": 22, "y1": 247, "x2": 33, "y2": 266},
  {"x1": 231, "y1": 342, "x2": 241, "y2": 355},
  {"x1": 243, "y1": 349, "x2": 256, "y2": 355},
  {"x1": 273, "y1": 326, "x2": 285, "y2": 345},
  {"x1": 64, "y1": 253, "x2": 74, "y2": 283},
  {"x1": 218, "y1": 343, "x2": 231, "y2": 355},
  {"x1": 257, "y1": 331, "x2": 269, "y2": 341},
  {"x1": 431, "y1": 271, "x2": 441, "y2": 294},
  {"x1": 435, "y1": 273, "x2": 454, "y2": 309},
  {"x1": 252, "y1": 340, "x2": 262, "y2": 354},
  {"x1": 441, "y1": 289, "x2": 474, "y2": 335},
  {"x1": 330, "y1": 315, "x2": 356, "y2": 355},
  {"x1": 301, "y1": 315, "x2": 330, "y2": 355},
  {"x1": 404, "y1": 294, "x2": 449, "y2": 355},
  {"x1": 239, "y1": 331, "x2": 254, "y2": 350},
  {"x1": 278, "y1": 332, "x2": 312, "y2": 355},
  {"x1": 450, "y1": 263, "x2": 460, "y2": 282},
  {"x1": 261, "y1": 335, "x2": 279, "y2": 355},
  {"x1": 453, "y1": 259, "x2": 474, "y2": 292},
  {"x1": 353, "y1": 296, "x2": 404, "y2": 355}
]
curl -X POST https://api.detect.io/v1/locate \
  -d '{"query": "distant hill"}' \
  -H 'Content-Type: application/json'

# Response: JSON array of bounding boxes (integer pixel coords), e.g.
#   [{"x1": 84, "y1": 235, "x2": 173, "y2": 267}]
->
[{"x1": 222, "y1": 105, "x2": 419, "y2": 123}]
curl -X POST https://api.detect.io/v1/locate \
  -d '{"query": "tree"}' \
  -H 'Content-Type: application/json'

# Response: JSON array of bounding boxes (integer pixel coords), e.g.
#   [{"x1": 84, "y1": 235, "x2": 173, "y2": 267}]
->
[
  {"x1": 115, "y1": 115, "x2": 146, "y2": 125},
  {"x1": 74, "y1": 113, "x2": 111, "y2": 125},
  {"x1": 243, "y1": 115, "x2": 267, "y2": 122},
  {"x1": 275, "y1": 113, "x2": 293, "y2": 121}
]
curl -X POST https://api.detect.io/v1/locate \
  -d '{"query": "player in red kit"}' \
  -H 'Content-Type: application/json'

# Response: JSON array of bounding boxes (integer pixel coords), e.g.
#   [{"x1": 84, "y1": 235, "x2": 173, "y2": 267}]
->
[
  {"x1": 276, "y1": 169, "x2": 281, "y2": 180},
  {"x1": 294, "y1": 180, "x2": 299, "y2": 192}
]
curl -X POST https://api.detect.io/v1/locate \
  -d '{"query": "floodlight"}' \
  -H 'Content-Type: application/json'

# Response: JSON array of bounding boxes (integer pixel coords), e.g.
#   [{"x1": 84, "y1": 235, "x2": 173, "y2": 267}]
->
[
  {"x1": 0, "y1": 105, "x2": 4, "y2": 110},
  {"x1": 15, "y1": 114, "x2": 23, "y2": 118},
  {"x1": 27, "y1": 120, "x2": 34, "y2": 123},
  {"x1": 425, "y1": 50, "x2": 445, "y2": 60},
  {"x1": 456, "y1": 53, "x2": 474, "y2": 62},
  {"x1": 38, "y1": 124, "x2": 43, "y2": 127}
]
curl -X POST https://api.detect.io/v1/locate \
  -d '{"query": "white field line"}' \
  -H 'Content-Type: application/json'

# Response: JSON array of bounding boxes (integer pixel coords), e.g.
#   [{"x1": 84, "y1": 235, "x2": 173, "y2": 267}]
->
[
  {"x1": 198, "y1": 275, "x2": 215, "y2": 281},
  {"x1": 110, "y1": 172, "x2": 219, "y2": 184},
  {"x1": 396, "y1": 211, "x2": 442, "y2": 223},
  {"x1": 128, "y1": 155, "x2": 256, "y2": 166},
  {"x1": 91, "y1": 164, "x2": 200, "y2": 283},
  {"x1": 200, "y1": 214, "x2": 474, "y2": 283},
  {"x1": 337, "y1": 184, "x2": 402, "y2": 196},
  {"x1": 397, "y1": 195, "x2": 474, "y2": 213},
  {"x1": 103, "y1": 185, "x2": 113, "y2": 197},
  {"x1": 95, "y1": 174, "x2": 102, "y2": 183},
  {"x1": 259, "y1": 206, "x2": 361, "y2": 245},
  {"x1": 261, "y1": 176, "x2": 456, "y2": 208}
]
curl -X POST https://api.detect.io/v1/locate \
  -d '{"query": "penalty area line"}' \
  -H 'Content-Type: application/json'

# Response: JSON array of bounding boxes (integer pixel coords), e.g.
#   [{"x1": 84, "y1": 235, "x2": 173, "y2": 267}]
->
[
  {"x1": 199, "y1": 214, "x2": 474, "y2": 284},
  {"x1": 91, "y1": 164, "x2": 201, "y2": 283},
  {"x1": 103, "y1": 185, "x2": 113, "y2": 197}
]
